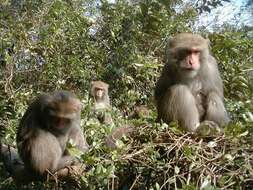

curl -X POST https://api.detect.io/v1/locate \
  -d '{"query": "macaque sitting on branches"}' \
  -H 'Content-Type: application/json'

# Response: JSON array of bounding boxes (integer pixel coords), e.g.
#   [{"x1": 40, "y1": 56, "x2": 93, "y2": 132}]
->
[
  {"x1": 91, "y1": 81, "x2": 113, "y2": 125},
  {"x1": 16, "y1": 91, "x2": 89, "y2": 179},
  {"x1": 155, "y1": 33, "x2": 229, "y2": 135}
]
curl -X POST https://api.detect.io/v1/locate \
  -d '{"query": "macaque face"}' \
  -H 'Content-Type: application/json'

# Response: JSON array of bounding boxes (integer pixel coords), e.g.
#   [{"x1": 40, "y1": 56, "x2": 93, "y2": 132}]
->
[
  {"x1": 95, "y1": 87, "x2": 105, "y2": 100},
  {"x1": 45, "y1": 109, "x2": 76, "y2": 134},
  {"x1": 176, "y1": 48, "x2": 201, "y2": 78},
  {"x1": 91, "y1": 81, "x2": 109, "y2": 103},
  {"x1": 44, "y1": 93, "x2": 81, "y2": 132},
  {"x1": 48, "y1": 115, "x2": 71, "y2": 130}
]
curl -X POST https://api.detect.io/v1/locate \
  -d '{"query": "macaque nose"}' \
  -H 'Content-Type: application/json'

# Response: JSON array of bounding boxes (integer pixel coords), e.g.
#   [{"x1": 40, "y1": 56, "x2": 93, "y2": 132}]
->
[
  {"x1": 187, "y1": 56, "x2": 194, "y2": 66},
  {"x1": 189, "y1": 59, "x2": 193, "y2": 65}
]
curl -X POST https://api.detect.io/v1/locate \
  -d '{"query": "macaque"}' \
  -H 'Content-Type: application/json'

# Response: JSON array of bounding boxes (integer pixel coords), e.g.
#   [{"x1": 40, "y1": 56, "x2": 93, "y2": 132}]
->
[
  {"x1": 155, "y1": 33, "x2": 229, "y2": 134},
  {"x1": 91, "y1": 81, "x2": 113, "y2": 124},
  {"x1": 16, "y1": 91, "x2": 89, "y2": 178}
]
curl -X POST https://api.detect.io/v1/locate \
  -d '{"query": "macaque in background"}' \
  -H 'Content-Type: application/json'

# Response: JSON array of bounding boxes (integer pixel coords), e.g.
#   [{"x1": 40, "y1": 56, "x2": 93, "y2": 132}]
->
[
  {"x1": 91, "y1": 81, "x2": 113, "y2": 124},
  {"x1": 16, "y1": 91, "x2": 89, "y2": 178},
  {"x1": 155, "y1": 33, "x2": 229, "y2": 135}
]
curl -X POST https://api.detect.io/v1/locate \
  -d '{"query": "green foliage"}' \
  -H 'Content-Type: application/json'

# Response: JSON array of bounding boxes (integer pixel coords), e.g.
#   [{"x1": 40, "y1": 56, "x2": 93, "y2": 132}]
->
[
  {"x1": 0, "y1": 0, "x2": 252, "y2": 189},
  {"x1": 209, "y1": 31, "x2": 253, "y2": 127}
]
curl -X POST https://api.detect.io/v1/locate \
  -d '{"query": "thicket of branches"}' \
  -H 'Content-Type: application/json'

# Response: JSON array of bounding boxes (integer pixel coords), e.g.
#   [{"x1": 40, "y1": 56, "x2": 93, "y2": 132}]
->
[{"x1": 0, "y1": 0, "x2": 252, "y2": 189}]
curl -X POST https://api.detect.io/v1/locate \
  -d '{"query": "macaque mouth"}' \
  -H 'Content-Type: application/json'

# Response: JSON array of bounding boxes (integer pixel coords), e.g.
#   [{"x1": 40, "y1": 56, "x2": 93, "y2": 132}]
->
[{"x1": 182, "y1": 67, "x2": 195, "y2": 71}]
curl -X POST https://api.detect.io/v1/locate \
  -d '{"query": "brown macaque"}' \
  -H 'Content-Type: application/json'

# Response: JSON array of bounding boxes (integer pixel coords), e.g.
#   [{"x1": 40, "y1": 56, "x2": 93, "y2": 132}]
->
[
  {"x1": 155, "y1": 33, "x2": 229, "y2": 134},
  {"x1": 16, "y1": 91, "x2": 89, "y2": 178},
  {"x1": 91, "y1": 81, "x2": 113, "y2": 124},
  {"x1": 105, "y1": 126, "x2": 134, "y2": 149}
]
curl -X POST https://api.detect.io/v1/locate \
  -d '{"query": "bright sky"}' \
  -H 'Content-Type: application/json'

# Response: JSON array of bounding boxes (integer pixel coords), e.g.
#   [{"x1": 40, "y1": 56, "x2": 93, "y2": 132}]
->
[
  {"x1": 196, "y1": 0, "x2": 253, "y2": 29},
  {"x1": 93, "y1": 0, "x2": 252, "y2": 30}
]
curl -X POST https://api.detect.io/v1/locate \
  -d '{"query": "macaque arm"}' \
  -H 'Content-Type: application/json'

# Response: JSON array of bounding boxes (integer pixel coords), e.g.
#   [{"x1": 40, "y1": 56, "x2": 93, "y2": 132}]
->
[
  {"x1": 202, "y1": 58, "x2": 229, "y2": 125},
  {"x1": 154, "y1": 67, "x2": 172, "y2": 101},
  {"x1": 161, "y1": 85, "x2": 200, "y2": 132},
  {"x1": 202, "y1": 57, "x2": 224, "y2": 96},
  {"x1": 0, "y1": 144, "x2": 84, "y2": 185},
  {"x1": 205, "y1": 91, "x2": 229, "y2": 126}
]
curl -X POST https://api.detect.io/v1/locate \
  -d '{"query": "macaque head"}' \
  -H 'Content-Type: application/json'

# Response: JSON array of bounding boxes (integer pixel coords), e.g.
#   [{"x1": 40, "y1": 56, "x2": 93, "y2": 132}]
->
[
  {"x1": 42, "y1": 91, "x2": 82, "y2": 133},
  {"x1": 91, "y1": 81, "x2": 109, "y2": 102},
  {"x1": 167, "y1": 33, "x2": 209, "y2": 78}
]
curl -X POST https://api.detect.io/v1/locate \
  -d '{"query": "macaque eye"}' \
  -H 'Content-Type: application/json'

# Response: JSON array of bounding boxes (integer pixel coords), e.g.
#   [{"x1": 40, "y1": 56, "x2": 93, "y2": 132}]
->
[
  {"x1": 52, "y1": 117, "x2": 71, "y2": 127},
  {"x1": 192, "y1": 50, "x2": 200, "y2": 54},
  {"x1": 176, "y1": 49, "x2": 188, "y2": 60}
]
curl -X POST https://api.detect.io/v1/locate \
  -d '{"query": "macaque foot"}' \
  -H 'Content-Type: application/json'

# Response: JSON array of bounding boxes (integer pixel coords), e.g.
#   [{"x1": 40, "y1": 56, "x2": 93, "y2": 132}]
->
[{"x1": 195, "y1": 120, "x2": 223, "y2": 137}]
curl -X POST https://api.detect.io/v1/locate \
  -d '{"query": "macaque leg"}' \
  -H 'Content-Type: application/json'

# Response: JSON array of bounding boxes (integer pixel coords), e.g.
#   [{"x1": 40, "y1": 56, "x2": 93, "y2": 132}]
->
[
  {"x1": 205, "y1": 92, "x2": 229, "y2": 126},
  {"x1": 30, "y1": 132, "x2": 76, "y2": 174},
  {"x1": 161, "y1": 85, "x2": 200, "y2": 132}
]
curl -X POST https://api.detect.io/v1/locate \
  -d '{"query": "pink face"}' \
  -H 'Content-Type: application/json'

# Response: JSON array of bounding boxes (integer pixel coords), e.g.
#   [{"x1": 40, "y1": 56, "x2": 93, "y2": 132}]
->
[
  {"x1": 177, "y1": 48, "x2": 201, "y2": 78},
  {"x1": 186, "y1": 50, "x2": 200, "y2": 69},
  {"x1": 95, "y1": 87, "x2": 105, "y2": 99},
  {"x1": 180, "y1": 49, "x2": 201, "y2": 71}
]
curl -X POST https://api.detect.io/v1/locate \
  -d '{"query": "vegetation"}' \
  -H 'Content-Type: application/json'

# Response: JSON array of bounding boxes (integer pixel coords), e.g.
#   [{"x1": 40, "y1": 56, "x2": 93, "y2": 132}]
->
[{"x1": 0, "y1": 0, "x2": 252, "y2": 189}]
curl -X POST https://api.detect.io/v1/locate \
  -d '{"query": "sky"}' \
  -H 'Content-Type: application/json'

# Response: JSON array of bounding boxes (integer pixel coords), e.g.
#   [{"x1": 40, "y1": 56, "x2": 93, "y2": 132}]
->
[
  {"x1": 90, "y1": 0, "x2": 252, "y2": 31},
  {"x1": 196, "y1": 0, "x2": 253, "y2": 29}
]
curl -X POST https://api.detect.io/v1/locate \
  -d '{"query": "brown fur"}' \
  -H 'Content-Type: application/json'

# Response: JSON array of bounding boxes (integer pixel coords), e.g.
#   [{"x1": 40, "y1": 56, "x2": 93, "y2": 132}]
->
[
  {"x1": 16, "y1": 91, "x2": 89, "y2": 178},
  {"x1": 91, "y1": 81, "x2": 112, "y2": 124}
]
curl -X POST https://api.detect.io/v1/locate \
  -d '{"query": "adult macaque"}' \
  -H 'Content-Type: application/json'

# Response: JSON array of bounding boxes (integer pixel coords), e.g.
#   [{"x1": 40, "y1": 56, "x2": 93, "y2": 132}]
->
[
  {"x1": 155, "y1": 33, "x2": 229, "y2": 134},
  {"x1": 91, "y1": 81, "x2": 113, "y2": 124},
  {"x1": 16, "y1": 91, "x2": 89, "y2": 178}
]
